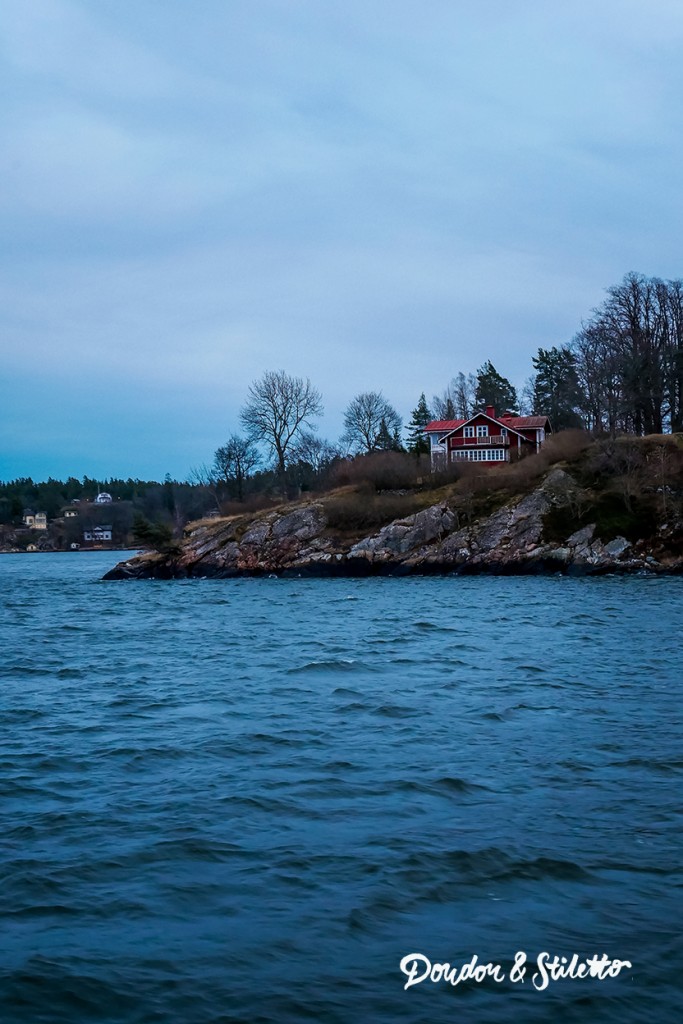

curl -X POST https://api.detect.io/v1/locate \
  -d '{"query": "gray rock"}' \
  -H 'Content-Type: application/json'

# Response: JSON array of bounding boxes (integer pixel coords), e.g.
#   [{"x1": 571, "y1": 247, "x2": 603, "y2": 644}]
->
[
  {"x1": 474, "y1": 490, "x2": 550, "y2": 555},
  {"x1": 549, "y1": 547, "x2": 571, "y2": 562},
  {"x1": 603, "y1": 536, "x2": 631, "y2": 558},
  {"x1": 567, "y1": 524, "x2": 596, "y2": 547},
  {"x1": 271, "y1": 504, "x2": 326, "y2": 542},
  {"x1": 542, "y1": 467, "x2": 580, "y2": 501},
  {"x1": 349, "y1": 503, "x2": 455, "y2": 560},
  {"x1": 240, "y1": 520, "x2": 272, "y2": 546}
]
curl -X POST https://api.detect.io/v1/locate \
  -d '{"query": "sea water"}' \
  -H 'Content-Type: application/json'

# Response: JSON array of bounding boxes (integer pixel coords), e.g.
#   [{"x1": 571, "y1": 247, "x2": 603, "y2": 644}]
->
[{"x1": 1, "y1": 552, "x2": 681, "y2": 1023}]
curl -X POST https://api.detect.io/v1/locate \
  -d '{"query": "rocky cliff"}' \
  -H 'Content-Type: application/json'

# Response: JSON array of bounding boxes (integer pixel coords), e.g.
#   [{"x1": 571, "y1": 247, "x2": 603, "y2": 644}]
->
[{"x1": 103, "y1": 467, "x2": 683, "y2": 580}]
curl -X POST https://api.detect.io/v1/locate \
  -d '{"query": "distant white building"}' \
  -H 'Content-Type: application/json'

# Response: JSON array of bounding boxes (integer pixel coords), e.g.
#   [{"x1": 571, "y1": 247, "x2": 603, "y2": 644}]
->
[
  {"x1": 94, "y1": 492, "x2": 113, "y2": 504},
  {"x1": 83, "y1": 525, "x2": 112, "y2": 543},
  {"x1": 23, "y1": 510, "x2": 48, "y2": 529}
]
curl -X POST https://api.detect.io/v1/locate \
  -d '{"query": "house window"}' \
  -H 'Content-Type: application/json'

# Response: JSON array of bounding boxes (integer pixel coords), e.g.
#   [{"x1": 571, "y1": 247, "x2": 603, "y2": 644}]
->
[
  {"x1": 451, "y1": 448, "x2": 507, "y2": 462},
  {"x1": 501, "y1": 427, "x2": 508, "y2": 437},
  {"x1": 476, "y1": 424, "x2": 488, "y2": 437},
  {"x1": 464, "y1": 426, "x2": 474, "y2": 437}
]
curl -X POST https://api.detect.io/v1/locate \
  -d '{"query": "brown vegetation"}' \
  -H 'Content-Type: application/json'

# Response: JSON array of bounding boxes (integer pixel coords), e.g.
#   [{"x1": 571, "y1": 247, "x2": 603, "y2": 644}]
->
[
  {"x1": 323, "y1": 489, "x2": 429, "y2": 534},
  {"x1": 219, "y1": 493, "x2": 278, "y2": 517},
  {"x1": 329, "y1": 451, "x2": 433, "y2": 492},
  {"x1": 543, "y1": 434, "x2": 683, "y2": 544}
]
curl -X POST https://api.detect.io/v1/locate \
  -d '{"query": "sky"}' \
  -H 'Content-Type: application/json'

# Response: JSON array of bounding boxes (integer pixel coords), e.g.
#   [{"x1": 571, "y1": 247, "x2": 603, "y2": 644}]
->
[{"x1": 2, "y1": 0, "x2": 683, "y2": 481}]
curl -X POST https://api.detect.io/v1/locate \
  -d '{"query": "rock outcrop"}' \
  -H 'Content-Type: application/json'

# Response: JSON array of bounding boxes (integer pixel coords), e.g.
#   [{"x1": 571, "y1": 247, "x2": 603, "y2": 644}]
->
[{"x1": 103, "y1": 466, "x2": 683, "y2": 580}]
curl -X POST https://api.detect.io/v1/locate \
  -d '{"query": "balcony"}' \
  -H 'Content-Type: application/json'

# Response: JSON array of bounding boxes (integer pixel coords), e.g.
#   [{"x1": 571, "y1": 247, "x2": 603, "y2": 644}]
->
[{"x1": 450, "y1": 434, "x2": 509, "y2": 447}]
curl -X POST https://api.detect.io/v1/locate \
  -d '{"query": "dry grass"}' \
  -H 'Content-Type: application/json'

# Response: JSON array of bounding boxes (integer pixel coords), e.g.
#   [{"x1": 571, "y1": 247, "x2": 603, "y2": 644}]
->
[
  {"x1": 323, "y1": 489, "x2": 430, "y2": 533},
  {"x1": 329, "y1": 451, "x2": 432, "y2": 492},
  {"x1": 219, "y1": 494, "x2": 278, "y2": 517}
]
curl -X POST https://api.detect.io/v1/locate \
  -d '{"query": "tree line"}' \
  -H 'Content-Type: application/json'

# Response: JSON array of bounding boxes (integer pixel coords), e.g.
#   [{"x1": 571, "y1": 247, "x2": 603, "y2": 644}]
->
[
  {"x1": 5, "y1": 270, "x2": 681, "y2": 522},
  {"x1": 205, "y1": 360, "x2": 525, "y2": 498},
  {"x1": 421, "y1": 272, "x2": 683, "y2": 438},
  {"x1": 0, "y1": 476, "x2": 217, "y2": 533},
  {"x1": 203, "y1": 272, "x2": 683, "y2": 501}
]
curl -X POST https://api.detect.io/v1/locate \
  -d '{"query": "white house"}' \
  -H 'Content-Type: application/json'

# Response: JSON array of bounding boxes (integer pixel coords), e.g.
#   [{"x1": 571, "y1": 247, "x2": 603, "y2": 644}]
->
[
  {"x1": 83, "y1": 525, "x2": 113, "y2": 543},
  {"x1": 22, "y1": 510, "x2": 48, "y2": 529}
]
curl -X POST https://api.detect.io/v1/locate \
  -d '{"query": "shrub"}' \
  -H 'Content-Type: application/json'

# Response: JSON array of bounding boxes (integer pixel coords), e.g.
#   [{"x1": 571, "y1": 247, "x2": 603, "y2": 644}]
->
[
  {"x1": 132, "y1": 514, "x2": 179, "y2": 554},
  {"x1": 537, "y1": 429, "x2": 593, "y2": 466},
  {"x1": 324, "y1": 491, "x2": 425, "y2": 533},
  {"x1": 329, "y1": 452, "x2": 429, "y2": 492},
  {"x1": 219, "y1": 494, "x2": 277, "y2": 517}
]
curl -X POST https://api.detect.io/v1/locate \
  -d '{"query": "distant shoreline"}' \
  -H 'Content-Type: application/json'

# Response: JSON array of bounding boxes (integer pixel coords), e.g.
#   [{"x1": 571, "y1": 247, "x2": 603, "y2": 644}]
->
[{"x1": 0, "y1": 547, "x2": 140, "y2": 556}]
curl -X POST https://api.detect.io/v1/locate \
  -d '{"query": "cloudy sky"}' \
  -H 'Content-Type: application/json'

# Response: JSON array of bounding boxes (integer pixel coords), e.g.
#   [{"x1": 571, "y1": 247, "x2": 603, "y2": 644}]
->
[{"x1": 2, "y1": 0, "x2": 683, "y2": 480}]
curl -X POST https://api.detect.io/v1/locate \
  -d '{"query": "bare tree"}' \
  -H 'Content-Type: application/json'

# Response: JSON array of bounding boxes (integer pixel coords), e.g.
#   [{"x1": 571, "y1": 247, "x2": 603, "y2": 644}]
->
[
  {"x1": 187, "y1": 462, "x2": 221, "y2": 510},
  {"x1": 291, "y1": 432, "x2": 342, "y2": 473},
  {"x1": 571, "y1": 272, "x2": 683, "y2": 438},
  {"x1": 453, "y1": 371, "x2": 477, "y2": 417},
  {"x1": 431, "y1": 385, "x2": 456, "y2": 420},
  {"x1": 213, "y1": 434, "x2": 261, "y2": 501},
  {"x1": 240, "y1": 370, "x2": 323, "y2": 485},
  {"x1": 658, "y1": 277, "x2": 683, "y2": 432},
  {"x1": 432, "y1": 372, "x2": 476, "y2": 420},
  {"x1": 519, "y1": 376, "x2": 536, "y2": 416},
  {"x1": 341, "y1": 391, "x2": 403, "y2": 454}
]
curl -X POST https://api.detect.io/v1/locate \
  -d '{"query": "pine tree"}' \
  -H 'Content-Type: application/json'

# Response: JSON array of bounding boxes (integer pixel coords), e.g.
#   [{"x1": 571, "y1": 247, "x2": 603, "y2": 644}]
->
[
  {"x1": 475, "y1": 361, "x2": 518, "y2": 413},
  {"x1": 406, "y1": 393, "x2": 432, "y2": 455},
  {"x1": 531, "y1": 346, "x2": 584, "y2": 429},
  {"x1": 376, "y1": 418, "x2": 394, "y2": 450},
  {"x1": 132, "y1": 514, "x2": 178, "y2": 553}
]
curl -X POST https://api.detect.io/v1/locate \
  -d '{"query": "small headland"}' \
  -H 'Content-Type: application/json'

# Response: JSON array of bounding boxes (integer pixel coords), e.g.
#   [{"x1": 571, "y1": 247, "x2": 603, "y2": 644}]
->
[{"x1": 103, "y1": 434, "x2": 683, "y2": 580}]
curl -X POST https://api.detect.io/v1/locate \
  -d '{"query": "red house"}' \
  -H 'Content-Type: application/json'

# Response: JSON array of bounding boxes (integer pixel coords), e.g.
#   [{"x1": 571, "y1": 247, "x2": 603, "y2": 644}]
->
[{"x1": 423, "y1": 406, "x2": 552, "y2": 469}]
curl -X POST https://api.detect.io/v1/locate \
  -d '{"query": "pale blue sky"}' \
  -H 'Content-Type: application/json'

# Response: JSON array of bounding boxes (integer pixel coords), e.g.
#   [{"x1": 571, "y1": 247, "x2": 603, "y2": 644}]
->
[{"x1": 2, "y1": 0, "x2": 683, "y2": 480}]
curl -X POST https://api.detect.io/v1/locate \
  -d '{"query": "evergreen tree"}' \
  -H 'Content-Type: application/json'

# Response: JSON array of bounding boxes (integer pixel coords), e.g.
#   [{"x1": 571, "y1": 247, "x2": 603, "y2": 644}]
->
[
  {"x1": 406, "y1": 393, "x2": 432, "y2": 455},
  {"x1": 376, "y1": 418, "x2": 402, "y2": 451},
  {"x1": 475, "y1": 361, "x2": 518, "y2": 413},
  {"x1": 531, "y1": 346, "x2": 584, "y2": 429},
  {"x1": 132, "y1": 514, "x2": 178, "y2": 553}
]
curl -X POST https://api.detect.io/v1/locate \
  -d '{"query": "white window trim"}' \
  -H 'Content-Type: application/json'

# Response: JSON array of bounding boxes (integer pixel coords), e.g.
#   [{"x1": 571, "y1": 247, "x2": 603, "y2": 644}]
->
[{"x1": 451, "y1": 448, "x2": 507, "y2": 462}]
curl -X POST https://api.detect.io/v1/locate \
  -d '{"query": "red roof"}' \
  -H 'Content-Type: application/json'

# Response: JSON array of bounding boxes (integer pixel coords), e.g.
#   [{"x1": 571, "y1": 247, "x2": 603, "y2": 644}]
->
[
  {"x1": 425, "y1": 414, "x2": 550, "y2": 432},
  {"x1": 423, "y1": 419, "x2": 466, "y2": 431},
  {"x1": 500, "y1": 416, "x2": 549, "y2": 428}
]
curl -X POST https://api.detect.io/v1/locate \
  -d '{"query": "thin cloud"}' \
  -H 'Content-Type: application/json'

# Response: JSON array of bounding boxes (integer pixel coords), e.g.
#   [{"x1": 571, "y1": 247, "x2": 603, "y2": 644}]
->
[{"x1": 2, "y1": 0, "x2": 683, "y2": 479}]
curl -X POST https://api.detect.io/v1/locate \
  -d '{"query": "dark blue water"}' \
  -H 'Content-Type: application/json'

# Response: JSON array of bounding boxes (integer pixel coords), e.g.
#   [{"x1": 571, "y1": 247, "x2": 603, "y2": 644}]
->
[{"x1": 1, "y1": 553, "x2": 681, "y2": 1023}]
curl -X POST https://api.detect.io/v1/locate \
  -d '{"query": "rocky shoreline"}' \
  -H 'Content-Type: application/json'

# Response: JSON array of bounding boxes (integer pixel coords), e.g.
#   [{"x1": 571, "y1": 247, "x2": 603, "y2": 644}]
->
[{"x1": 103, "y1": 468, "x2": 683, "y2": 580}]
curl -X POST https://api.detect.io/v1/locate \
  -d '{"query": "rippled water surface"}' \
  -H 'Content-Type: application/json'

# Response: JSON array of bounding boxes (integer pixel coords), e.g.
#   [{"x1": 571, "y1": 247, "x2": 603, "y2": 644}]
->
[{"x1": 1, "y1": 552, "x2": 682, "y2": 1023}]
